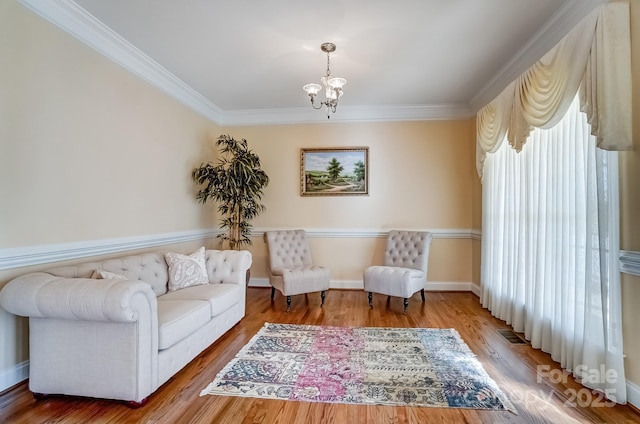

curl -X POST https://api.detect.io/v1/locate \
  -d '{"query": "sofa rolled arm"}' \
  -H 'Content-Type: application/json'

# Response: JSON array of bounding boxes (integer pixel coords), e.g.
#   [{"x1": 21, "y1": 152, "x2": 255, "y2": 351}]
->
[
  {"x1": 205, "y1": 249, "x2": 252, "y2": 285},
  {"x1": 0, "y1": 272, "x2": 157, "y2": 322}
]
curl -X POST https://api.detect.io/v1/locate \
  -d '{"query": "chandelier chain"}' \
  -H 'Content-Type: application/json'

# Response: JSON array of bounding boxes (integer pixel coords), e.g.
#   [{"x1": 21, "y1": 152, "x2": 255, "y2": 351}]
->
[{"x1": 326, "y1": 52, "x2": 331, "y2": 77}]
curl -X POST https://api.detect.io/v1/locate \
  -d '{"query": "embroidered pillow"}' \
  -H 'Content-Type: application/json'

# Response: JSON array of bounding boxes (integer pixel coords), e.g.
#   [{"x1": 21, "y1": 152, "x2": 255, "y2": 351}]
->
[{"x1": 165, "y1": 247, "x2": 209, "y2": 292}]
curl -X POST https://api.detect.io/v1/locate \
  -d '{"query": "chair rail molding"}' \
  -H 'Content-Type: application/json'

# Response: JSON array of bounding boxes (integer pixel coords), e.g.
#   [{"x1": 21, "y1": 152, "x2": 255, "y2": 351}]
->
[
  {"x1": 620, "y1": 250, "x2": 640, "y2": 277},
  {"x1": 0, "y1": 229, "x2": 218, "y2": 270},
  {"x1": 253, "y1": 227, "x2": 481, "y2": 240},
  {"x1": 0, "y1": 228, "x2": 479, "y2": 271}
]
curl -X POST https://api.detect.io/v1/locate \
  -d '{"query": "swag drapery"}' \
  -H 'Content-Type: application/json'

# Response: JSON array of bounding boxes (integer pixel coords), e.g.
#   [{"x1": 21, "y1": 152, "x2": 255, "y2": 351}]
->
[
  {"x1": 476, "y1": 1, "x2": 631, "y2": 404},
  {"x1": 476, "y1": 1, "x2": 632, "y2": 179}
]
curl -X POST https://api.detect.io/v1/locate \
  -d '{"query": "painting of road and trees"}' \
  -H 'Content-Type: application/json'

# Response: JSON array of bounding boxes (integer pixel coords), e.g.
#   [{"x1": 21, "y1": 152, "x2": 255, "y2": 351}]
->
[{"x1": 301, "y1": 147, "x2": 369, "y2": 196}]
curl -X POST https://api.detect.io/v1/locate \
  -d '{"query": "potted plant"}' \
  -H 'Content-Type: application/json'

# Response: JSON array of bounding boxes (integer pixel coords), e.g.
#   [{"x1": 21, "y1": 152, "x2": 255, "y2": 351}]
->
[{"x1": 192, "y1": 135, "x2": 269, "y2": 250}]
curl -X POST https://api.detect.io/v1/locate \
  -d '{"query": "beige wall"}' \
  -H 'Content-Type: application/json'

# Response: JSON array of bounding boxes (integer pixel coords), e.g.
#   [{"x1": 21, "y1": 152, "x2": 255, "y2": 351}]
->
[
  {"x1": 0, "y1": 0, "x2": 479, "y2": 390},
  {"x1": 229, "y1": 121, "x2": 477, "y2": 283},
  {"x1": 0, "y1": 0, "x2": 220, "y2": 386},
  {"x1": 17, "y1": 0, "x2": 639, "y2": 399},
  {"x1": 619, "y1": 0, "x2": 640, "y2": 388}
]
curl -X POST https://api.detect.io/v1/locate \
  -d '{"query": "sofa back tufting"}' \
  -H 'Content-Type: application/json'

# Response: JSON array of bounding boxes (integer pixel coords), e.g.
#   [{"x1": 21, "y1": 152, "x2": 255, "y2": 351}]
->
[{"x1": 48, "y1": 252, "x2": 169, "y2": 296}]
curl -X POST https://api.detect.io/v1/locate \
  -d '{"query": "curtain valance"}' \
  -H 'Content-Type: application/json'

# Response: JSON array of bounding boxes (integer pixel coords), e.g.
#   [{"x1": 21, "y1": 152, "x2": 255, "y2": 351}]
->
[{"x1": 476, "y1": 1, "x2": 631, "y2": 179}]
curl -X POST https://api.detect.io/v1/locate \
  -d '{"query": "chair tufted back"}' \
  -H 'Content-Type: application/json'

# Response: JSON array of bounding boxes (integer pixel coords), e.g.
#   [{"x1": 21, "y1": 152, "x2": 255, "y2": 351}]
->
[
  {"x1": 383, "y1": 230, "x2": 433, "y2": 271},
  {"x1": 264, "y1": 230, "x2": 313, "y2": 270}
]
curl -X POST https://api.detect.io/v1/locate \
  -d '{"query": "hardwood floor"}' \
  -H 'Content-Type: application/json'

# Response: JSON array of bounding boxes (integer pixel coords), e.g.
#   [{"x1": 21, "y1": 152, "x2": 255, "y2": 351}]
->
[{"x1": 1, "y1": 288, "x2": 638, "y2": 423}]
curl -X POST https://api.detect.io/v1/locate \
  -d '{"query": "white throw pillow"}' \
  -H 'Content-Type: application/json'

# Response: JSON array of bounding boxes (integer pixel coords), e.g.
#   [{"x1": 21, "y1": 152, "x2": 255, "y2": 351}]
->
[
  {"x1": 90, "y1": 270, "x2": 129, "y2": 280},
  {"x1": 165, "y1": 247, "x2": 209, "y2": 292}
]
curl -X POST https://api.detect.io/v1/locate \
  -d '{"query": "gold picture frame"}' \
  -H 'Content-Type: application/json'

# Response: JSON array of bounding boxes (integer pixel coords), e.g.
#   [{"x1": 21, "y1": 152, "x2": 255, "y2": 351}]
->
[{"x1": 300, "y1": 147, "x2": 369, "y2": 196}]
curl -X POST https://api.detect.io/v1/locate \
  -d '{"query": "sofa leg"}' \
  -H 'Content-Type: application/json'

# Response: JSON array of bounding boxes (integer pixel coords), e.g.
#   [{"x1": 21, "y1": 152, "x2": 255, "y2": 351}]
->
[
  {"x1": 421, "y1": 288, "x2": 425, "y2": 302},
  {"x1": 368, "y1": 292, "x2": 373, "y2": 309},
  {"x1": 403, "y1": 298, "x2": 409, "y2": 314},
  {"x1": 286, "y1": 296, "x2": 291, "y2": 312},
  {"x1": 270, "y1": 287, "x2": 275, "y2": 300},
  {"x1": 125, "y1": 397, "x2": 149, "y2": 409},
  {"x1": 32, "y1": 392, "x2": 51, "y2": 401},
  {"x1": 320, "y1": 290, "x2": 326, "y2": 307}
]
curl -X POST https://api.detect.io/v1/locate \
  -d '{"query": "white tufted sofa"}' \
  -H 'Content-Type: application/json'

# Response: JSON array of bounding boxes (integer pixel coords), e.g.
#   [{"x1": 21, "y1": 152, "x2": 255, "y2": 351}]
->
[{"x1": 0, "y1": 248, "x2": 251, "y2": 406}]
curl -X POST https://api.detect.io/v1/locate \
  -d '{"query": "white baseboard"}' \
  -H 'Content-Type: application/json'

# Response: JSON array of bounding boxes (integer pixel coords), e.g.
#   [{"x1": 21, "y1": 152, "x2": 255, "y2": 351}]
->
[
  {"x1": 248, "y1": 278, "x2": 270, "y2": 288},
  {"x1": 0, "y1": 360, "x2": 28, "y2": 393},
  {"x1": 627, "y1": 380, "x2": 640, "y2": 409},
  {"x1": 249, "y1": 278, "x2": 476, "y2": 292},
  {"x1": 425, "y1": 281, "x2": 477, "y2": 292}
]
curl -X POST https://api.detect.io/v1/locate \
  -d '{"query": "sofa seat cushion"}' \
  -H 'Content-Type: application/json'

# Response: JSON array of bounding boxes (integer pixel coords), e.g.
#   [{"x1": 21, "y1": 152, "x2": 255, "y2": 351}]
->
[
  {"x1": 156, "y1": 299, "x2": 211, "y2": 350},
  {"x1": 158, "y1": 283, "x2": 240, "y2": 318}
]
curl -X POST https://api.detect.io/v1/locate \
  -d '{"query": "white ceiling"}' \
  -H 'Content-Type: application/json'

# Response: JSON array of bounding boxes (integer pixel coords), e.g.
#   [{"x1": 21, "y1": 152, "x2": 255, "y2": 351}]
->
[{"x1": 25, "y1": 0, "x2": 606, "y2": 124}]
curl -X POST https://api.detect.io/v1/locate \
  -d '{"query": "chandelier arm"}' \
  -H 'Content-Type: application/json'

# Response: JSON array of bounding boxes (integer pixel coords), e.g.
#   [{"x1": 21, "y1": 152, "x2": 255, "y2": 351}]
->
[
  {"x1": 309, "y1": 96, "x2": 324, "y2": 110},
  {"x1": 311, "y1": 102, "x2": 324, "y2": 110}
]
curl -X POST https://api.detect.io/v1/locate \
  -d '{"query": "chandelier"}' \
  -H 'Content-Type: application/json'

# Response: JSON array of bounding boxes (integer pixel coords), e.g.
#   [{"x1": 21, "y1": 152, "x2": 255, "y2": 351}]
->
[{"x1": 303, "y1": 42, "x2": 347, "y2": 119}]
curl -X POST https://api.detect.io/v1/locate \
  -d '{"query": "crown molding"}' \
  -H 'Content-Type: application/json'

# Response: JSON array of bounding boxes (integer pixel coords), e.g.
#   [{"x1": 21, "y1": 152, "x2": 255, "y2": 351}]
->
[
  {"x1": 469, "y1": 0, "x2": 606, "y2": 112},
  {"x1": 17, "y1": 0, "x2": 225, "y2": 124},
  {"x1": 19, "y1": 0, "x2": 600, "y2": 125},
  {"x1": 16, "y1": 0, "x2": 474, "y2": 125},
  {"x1": 220, "y1": 104, "x2": 475, "y2": 126}
]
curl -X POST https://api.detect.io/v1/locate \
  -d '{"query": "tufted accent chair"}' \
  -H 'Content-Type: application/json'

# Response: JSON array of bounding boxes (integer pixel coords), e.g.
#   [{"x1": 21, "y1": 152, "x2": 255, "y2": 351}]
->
[
  {"x1": 363, "y1": 230, "x2": 433, "y2": 314},
  {"x1": 264, "y1": 229, "x2": 330, "y2": 311}
]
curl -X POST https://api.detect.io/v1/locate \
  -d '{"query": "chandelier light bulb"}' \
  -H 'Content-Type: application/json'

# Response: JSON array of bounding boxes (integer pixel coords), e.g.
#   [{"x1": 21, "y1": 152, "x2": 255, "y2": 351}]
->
[
  {"x1": 327, "y1": 77, "x2": 346, "y2": 89},
  {"x1": 303, "y1": 83, "x2": 322, "y2": 96}
]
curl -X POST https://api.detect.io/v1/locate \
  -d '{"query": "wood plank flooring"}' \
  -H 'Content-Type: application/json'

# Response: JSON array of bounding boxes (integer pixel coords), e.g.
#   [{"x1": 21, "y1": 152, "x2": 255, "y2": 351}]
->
[{"x1": 1, "y1": 288, "x2": 638, "y2": 423}]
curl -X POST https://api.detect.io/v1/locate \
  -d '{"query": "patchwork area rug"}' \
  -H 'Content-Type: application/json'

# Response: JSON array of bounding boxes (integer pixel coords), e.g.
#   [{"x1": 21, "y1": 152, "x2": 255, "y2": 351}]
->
[{"x1": 200, "y1": 323, "x2": 516, "y2": 412}]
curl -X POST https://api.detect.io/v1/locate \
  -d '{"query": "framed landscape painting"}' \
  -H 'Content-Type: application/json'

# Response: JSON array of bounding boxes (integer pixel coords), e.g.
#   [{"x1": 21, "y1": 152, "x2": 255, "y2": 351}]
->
[{"x1": 300, "y1": 147, "x2": 369, "y2": 196}]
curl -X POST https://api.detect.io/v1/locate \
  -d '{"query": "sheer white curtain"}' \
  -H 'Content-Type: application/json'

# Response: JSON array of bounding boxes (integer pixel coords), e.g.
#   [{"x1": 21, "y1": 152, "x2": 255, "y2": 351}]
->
[{"x1": 481, "y1": 94, "x2": 626, "y2": 403}]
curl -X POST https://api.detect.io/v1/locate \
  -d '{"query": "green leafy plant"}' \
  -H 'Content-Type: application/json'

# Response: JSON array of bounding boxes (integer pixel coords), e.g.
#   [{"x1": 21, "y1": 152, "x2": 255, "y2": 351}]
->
[{"x1": 192, "y1": 135, "x2": 269, "y2": 250}]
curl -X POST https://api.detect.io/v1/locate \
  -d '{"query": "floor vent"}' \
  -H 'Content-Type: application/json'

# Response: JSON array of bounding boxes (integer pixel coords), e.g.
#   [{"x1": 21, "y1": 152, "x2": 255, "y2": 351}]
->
[{"x1": 497, "y1": 329, "x2": 527, "y2": 344}]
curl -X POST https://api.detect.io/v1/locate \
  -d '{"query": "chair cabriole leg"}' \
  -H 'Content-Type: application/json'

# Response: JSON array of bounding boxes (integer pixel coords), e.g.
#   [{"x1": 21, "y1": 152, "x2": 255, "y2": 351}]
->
[
  {"x1": 320, "y1": 290, "x2": 326, "y2": 307},
  {"x1": 286, "y1": 295, "x2": 291, "y2": 312},
  {"x1": 403, "y1": 298, "x2": 409, "y2": 314},
  {"x1": 368, "y1": 292, "x2": 373, "y2": 308},
  {"x1": 421, "y1": 288, "x2": 425, "y2": 302},
  {"x1": 271, "y1": 287, "x2": 275, "y2": 300}
]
